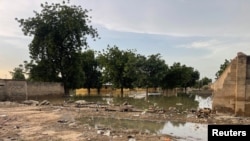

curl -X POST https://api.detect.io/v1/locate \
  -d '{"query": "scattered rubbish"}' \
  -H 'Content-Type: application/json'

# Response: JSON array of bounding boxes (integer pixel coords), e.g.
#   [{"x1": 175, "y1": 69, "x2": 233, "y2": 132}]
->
[{"x1": 23, "y1": 100, "x2": 39, "y2": 106}]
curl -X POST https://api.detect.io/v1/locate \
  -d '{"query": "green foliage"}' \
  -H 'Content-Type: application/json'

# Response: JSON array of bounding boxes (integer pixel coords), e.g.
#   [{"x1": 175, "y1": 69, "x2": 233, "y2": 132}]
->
[
  {"x1": 10, "y1": 65, "x2": 25, "y2": 80},
  {"x1": 81, "y1": 50, "x2": 102, "y2": 95},
  {"x1": 201, "y1": 77, "x2": 212, "y2": 85},
  {"x1": 29, "y1": 59, "x2": 59, "y2": 81},
  {"x1": 10, "y1": 61, "x2": 35, "y2": 80},
  {"x1": 97, "y1": 46, "x2": 200, "y2": 95},
  {"x1": 15, "y1": 1, "x2": 99, "y2": 95},
  {"x1": 13, "y1": 1, "x2": 204, "y2": 94},
  {"x1": 162, "y1": 62, "x2": 182, "y2": 89},
  {"x1": 134, "y1": 54, "x2": 147, "y2": 87},
  {"x1": 162, "y1": 62, "x2": 200, "y2": 91},
  {"x1": 215, "y1": 59, "x2": 230, "y2": 79},
  {"x1": 135, "y1": 53, "x2": 168, "y2": 89},
  {"x1": 97, "y1": 45, "x2": 137, "y2": 97},
  {"x1": 195, "y1": 77, "x2": 212, "y2": 88}
]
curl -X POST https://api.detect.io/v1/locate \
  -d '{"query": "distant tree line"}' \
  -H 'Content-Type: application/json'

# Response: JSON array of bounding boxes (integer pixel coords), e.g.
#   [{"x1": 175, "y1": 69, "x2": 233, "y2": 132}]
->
[
  {"x1": 11, "y1": 45, "x2": 205, "y2": 98},
  {"x1": 11, "y1": 1, "x2": 211, "y2": 97}
]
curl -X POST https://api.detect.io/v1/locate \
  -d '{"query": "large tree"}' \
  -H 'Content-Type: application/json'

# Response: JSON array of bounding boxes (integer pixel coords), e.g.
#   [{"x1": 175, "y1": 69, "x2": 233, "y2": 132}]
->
[
  {"x1": 98, "y1": 45, "x2": 137, "y2": 98},
  {"x1": 81, "y1": 50, "x2": 102, "y2": 95},
  {"x1": 16, "y1": 1, "x2": 99, "y2": 95},
  {"x1": 181, "y1": 66, "x2": 200, "y2": 92},
  {"x1": 136, "y1": 54, "x2": 168, "y2": 99},
  {"x1": 162, "y1": 62, "x2": 200, "y2": 93}
]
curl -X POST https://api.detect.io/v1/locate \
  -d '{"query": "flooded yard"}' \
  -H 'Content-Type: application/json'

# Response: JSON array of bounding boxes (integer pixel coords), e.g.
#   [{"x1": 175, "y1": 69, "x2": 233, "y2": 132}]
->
[
  {"x1": 159, "y1": 121, "x2": 207, "y2": 141},
  {"x1": 1, "y1": 93, "x2": 223, "y2": 141},
  {"x1": 79, "y1": 116, "x2": 208, "y2": 141},
  {"x1": 195, "y1": 94, "x2": 212, "y2": 109},
  {"x1": 76, "y1": 93, "x2": 212, "y2": 141}
]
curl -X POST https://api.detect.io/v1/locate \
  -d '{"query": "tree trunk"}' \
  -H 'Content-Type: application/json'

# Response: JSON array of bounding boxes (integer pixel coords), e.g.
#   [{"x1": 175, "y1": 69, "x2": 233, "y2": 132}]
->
[
  {"x1": 62, "y1": 75, "x2": 69, "y2": 97},
  {"x1": 87, "y1": 88, "x2": 91, "y2": 96},
  {"x1": 154, "y1": 87, "x2": 157, "y2": 93},
  {"x1": 162, "y1": 88, "x2": 165, "y2": 96},
  {"x1": 120, "y1": 87, "x2": 124, "y2": 98},
  {"x1": 145, "y1": 87, "x2": 148, "y2": 101},
  {"x1": 97, "y1": 88, "x2": 101, "y2": 95},
  {"x1": 64, "y1": 86, "x2": 70, "y2": 97}
]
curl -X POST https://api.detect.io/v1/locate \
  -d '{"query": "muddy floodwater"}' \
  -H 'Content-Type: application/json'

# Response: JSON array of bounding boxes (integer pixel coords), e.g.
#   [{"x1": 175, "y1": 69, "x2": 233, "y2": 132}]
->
[
  {"x1": 2, "y1": 94, "x2": 250, "y2": 141},
  {"x1": 78, "y1": 94, "x2": 212, "y2": 141},
  {"x1": 159, "y1": 121, "x2": 207, "y2": 141},
  {"x1": 195, "y1": 95, "x2": 212, "y2": 109},
  {"x1": 80, "y1": 116, "x2": 208, "y2": 141}
]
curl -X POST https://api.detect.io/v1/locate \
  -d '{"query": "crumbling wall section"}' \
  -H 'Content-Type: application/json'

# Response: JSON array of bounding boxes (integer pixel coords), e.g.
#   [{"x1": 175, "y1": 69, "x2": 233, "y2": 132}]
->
[
  {"x1": 235, "y1": 53, "x2": 247, "y2": 116},
  {"x1": 211, "y1": 56, "x2": 237, "y2": 114},
  {"x1": 244, "y1": 56, "x2": 250, "y2": 116},
  {"x1": 212, "y1": 52, "x2": 250, "y2": 116}
]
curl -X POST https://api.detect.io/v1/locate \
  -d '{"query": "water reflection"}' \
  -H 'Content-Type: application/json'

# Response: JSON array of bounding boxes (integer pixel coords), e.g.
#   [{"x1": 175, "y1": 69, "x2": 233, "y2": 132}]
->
[
  {"x1": 195, "y1": 95, "x2": 212, "y2": 109},
  {"x1": 80, "y1": 117, "x2": 165, "y2": 134},
  {"x1": 42, "y1": 94, "x2": 211, "y2": 140},
  {"x1": 80, "y1": 116, "x2": 208, "y2": 141},
  {"x1": 159, "y1": 121, "x2": 207, "y2": 141}
]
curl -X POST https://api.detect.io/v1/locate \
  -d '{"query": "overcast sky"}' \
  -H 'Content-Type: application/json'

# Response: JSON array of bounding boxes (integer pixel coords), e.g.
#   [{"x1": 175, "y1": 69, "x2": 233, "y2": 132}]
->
[{"x1": 1, "y1": 0, "x2": 250, "y2": 81}]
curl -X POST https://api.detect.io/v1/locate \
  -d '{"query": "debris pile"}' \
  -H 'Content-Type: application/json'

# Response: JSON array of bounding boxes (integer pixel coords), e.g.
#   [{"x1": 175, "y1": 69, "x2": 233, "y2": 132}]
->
[
  {"x1": 22, "y1": 100, "x2": 50, "y2": 106},
  {"x1": 195, "y1": 108, "x2": 212, "y2": 118}
]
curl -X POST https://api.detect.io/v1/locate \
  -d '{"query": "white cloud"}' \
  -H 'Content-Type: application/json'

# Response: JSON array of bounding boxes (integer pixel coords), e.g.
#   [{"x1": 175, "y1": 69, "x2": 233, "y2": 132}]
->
[
  {"x1": 180, "y1": 40, "x2": 221, "y2": 49},
  {"x1": 3, "y1": 0, "x2": 250, "y2": 38},
  {"x1": 80, "y1": 0, "x2": 250, "y2": 37},
  {"x1": 1, "y1": 0, "x2": 250, "y2": 80},
  {"x1": 191, "y1": 40, "x2": 220, "y2": 49},
  {"x1": 173, "y1": 38, "x2": 250, "y2": 80},
  {"x1": 179, "y1": 39, "x2": 250, "y2": 59}
]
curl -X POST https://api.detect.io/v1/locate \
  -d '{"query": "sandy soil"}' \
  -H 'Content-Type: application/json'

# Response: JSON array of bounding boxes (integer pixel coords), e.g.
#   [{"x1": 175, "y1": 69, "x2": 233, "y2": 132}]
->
[{"x1": 1, "y1": 101, "x2": 250, "y2": 141}]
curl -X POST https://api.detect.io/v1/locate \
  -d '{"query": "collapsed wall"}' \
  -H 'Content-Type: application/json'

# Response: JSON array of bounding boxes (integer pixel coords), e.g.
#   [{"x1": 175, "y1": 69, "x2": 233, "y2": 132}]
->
[{"x1": 211, "y1": 52, "x2": 250, "y2": 116}]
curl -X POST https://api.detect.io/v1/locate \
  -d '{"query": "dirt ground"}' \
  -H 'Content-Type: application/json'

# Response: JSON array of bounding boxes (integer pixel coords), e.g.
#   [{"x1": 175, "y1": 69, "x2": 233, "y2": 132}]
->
[{"x1": 1, "y1": 100, "x2": 250, "y2": 141}]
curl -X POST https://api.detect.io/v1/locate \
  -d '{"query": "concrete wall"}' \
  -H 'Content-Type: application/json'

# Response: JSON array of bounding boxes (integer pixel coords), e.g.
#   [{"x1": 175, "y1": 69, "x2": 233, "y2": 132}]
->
[
  {"x1": 5, "y1": 80, "x2": 28, "y2": 101},
  {"x1": 0, "y1": 80, "x2": 7, "y2": 100},
  {"x1": 211, "y1": 56, "x2": 237, "y2": 114},
  {"x1": 0, "y1": 79, "x2": 64, "y2": 101},
  {"x1": 244, "y1": 56, "x2": 250, "y2": 116},
  {"x1": 27, "y1": 82, "x2": 64, "y2": 98},
  {"x1": 211, "y1": 52, "x2": 250, "y2": 116}
]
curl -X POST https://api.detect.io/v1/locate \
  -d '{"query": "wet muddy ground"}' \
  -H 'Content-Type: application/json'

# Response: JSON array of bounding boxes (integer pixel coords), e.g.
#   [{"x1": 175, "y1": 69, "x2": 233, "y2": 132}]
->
[{"x1": 1, "y1": 97, "x2": 250, "y2": 141}]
